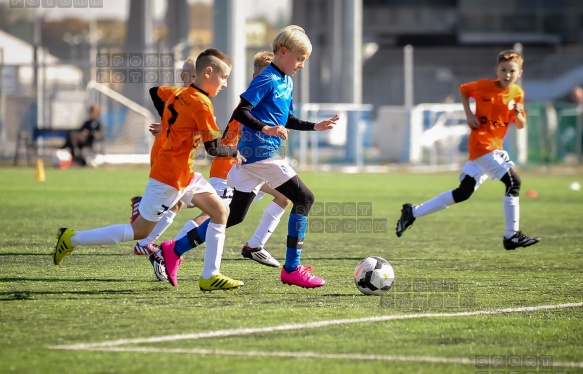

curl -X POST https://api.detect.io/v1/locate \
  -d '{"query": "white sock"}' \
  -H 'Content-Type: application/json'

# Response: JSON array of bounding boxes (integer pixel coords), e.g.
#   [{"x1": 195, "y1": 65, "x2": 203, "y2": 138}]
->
[
  {"x1": 174, "y1": 220, "x2": 199, "y2": 241},
  {"x1": 70, "y1": 224, "x2": 134, "y2": 246},
  {"x1": 504, "y1": 196, "x2": 519, "y2": 238},
  {"x1": 413, "y1": 191, "x2": 455, "y2": 218},
  {"x1": 247, "y1": 201, "x2": 286, "y2": 248},
  {"x1": 201, "y1": 222, "x2": 226, "y2": 279},
  {"x1": 138, "y1": 210, "x2": 176, "y2": 245}
]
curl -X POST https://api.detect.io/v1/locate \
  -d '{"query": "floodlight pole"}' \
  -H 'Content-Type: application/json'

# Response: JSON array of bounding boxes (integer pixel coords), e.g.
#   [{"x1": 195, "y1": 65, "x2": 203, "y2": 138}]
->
[
  {"x1": 577, "y1": 104, "x2": 583, "y2": 164},
  {"x1": 513, "y1": 42, "x2": 528, "y2": 165},
  {"x1": 213, "y1": 0, "x2": 246, "y2": 130}
]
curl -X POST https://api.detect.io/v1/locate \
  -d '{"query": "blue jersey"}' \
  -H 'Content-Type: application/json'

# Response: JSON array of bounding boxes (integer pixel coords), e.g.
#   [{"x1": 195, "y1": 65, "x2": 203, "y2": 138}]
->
[{"x1": 238, "y1": 64, "x2": 293, "y2": 164}]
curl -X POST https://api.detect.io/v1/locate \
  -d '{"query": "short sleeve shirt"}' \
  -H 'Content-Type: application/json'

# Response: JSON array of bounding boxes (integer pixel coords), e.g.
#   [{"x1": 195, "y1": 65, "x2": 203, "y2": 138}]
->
[
  {"x1": 460, "y1": 79, "x2": 525, "y2": 160},
  {"x1": 150, "y1": 85, "x2": 222, "y2": 190}
]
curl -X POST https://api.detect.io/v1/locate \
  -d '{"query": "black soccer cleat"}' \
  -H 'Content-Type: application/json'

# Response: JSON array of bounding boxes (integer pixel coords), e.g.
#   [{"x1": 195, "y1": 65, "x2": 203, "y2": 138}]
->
[
  {"x1": 148, "y1": 251, "x2": 168, "y2": 282},
  {"x1": 241, "y1": 243, "x2": 280, "y2": 267},
  {"x1": 503, "y1": 231, "x2": 541, "y2": 250},
  {"x1": 396, "y1": 203, "x2": 416, "y2": 237}
]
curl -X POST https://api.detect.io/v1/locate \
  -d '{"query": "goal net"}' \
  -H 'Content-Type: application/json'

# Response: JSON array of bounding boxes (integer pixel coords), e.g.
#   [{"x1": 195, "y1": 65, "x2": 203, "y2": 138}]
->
[
  {"x1": 409, "y1": 103, "x2": 528, "y2": 170},
  {"x1": 293, "y1": 103, "x2": 374, "y2": 170},
  {"x1": 86, "y1": 81, "x2": 155, "y2": 164}
]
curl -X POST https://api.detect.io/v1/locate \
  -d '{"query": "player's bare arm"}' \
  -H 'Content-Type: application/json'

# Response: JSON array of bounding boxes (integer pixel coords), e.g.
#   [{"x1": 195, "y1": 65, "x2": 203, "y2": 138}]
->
[
  {"x1": 460, "y1": 92, "x2": 480, "y2": 129},
  {"x1": 513, "y1": 103, "x2": 527, "y2": 129}
]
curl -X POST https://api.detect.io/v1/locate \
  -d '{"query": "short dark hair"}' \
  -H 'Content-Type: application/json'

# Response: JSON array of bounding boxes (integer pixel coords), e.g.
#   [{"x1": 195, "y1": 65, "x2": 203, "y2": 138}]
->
[{"x1": 195, "y1": 48, "x2": 232, "y2": 74}]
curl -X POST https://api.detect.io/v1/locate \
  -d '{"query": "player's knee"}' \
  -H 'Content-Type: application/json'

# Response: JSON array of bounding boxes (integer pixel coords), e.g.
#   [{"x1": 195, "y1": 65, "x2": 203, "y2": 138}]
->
[
  {"x1": 503, "y1": 171, "x2": 521, "y2": 197},
  {"x1": 216, "y1": 204, "x2": 229, "y2": 222},
  {"x1": 274, "y1": 195, "x2": 291, "y2": 210},
  {"x1": 452, "y1": 187, "x2": 473, "y2": 203},
  {"x1": 452, "y1": 176, "x2": 476, "y2": 203},
  {"x1": 226, "y1": 206, "x2": 245, "y2": 227},
  {"x1": 294, "y1": 189, "x2": 315, "y2": 215}
]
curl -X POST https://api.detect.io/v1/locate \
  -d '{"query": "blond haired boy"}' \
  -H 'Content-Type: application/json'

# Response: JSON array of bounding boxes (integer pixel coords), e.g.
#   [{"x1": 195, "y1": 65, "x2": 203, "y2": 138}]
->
[{"x1": 159, "y1": 25, "x2": 339, "y2": 289}]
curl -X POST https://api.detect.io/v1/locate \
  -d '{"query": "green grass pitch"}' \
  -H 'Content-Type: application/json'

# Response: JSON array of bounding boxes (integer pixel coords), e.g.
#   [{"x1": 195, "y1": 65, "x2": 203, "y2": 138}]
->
[{"x1": 1, "y1": 165, "x2": 582, "y2": 374}]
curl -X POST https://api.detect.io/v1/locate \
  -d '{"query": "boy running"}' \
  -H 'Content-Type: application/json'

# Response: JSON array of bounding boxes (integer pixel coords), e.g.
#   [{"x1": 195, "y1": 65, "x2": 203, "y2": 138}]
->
[
  {"x1": 180, "y1": 51, "x2": 290, "y2": 267},
  {"x1": 396, "y1": 50, "x2": 541, "y2": 251},
  {"x1": 54, "y1": 49, "x2": 245, "y2": 291},
  {"x1": 159, "y1": 25, "x2": 339, "y2": 288}
]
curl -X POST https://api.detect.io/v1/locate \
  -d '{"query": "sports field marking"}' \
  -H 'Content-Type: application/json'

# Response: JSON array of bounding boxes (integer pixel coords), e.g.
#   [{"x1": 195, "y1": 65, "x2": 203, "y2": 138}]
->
[
  {"x1": 48, "y1": 346, "x2": 583, "y2": 369},
  {"x1": 49, "y1": 302, "x2": 583, "y2": 368}
]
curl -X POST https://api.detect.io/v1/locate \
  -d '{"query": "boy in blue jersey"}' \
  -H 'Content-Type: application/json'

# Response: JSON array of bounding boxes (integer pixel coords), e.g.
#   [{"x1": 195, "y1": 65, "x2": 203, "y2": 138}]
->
[{"x1": 159, "y1": 25, "x2": 338, "y2": 289}]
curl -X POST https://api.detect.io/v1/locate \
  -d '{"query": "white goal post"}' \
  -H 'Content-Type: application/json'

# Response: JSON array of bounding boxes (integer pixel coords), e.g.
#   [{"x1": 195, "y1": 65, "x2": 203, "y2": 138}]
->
[
  {"x1": 86, "y1": 80, "x2": 156, "y2": 164},
  {"x1": 296, "y1": 103, "x2": 374, "y2": 169},
  {"x1": 409, "y1": 103, "x2": 528, "y2": 168}
]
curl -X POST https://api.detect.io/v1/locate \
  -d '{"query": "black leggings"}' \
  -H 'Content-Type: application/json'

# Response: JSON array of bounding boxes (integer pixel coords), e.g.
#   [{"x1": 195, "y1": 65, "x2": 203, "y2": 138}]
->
[
  {"x1": 452, "y1": 168, "x2": 521, "y2": 203},
  {"x1": 226, "y1": 175, "x2": 314, "y2": 228},
  {"x1": 500, "y1": 168, "x2": 521, "y2": 197}
]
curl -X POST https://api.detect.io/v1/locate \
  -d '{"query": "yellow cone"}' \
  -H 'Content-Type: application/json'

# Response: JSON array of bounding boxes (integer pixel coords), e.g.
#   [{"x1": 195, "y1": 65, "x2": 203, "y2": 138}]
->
[{"x1": 35, "y1": 158, "x2": 46, "y2": 182}]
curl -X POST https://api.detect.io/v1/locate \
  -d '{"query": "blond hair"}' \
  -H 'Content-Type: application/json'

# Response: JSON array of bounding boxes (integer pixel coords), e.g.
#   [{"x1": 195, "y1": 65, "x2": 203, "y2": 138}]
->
[
  {"x1": 253, "y1": 51, "x2": 274, "y2": 76},
  {"x1": 272, "y1": 25, "x2": 312, "y2": 56},
  {"x1": 180, "y1": 58, "x2": 195, "y2": 85},
  {"x1": 498, "y1": 50, "x2": 523, "y2": 68}
]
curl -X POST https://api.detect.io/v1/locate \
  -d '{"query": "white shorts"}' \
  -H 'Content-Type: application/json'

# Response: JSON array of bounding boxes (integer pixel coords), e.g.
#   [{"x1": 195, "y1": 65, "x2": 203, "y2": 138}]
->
[
  {"x1": 460, "y1": 150, "x2": 514, "y2": 189},
  {"x1": 211, "y1": 177, "x2": 267, "y2": 204},
  {"x1": 139, "y1": 173, "x2": 215, "y2": 221},
  {"x1": 227, "y1": 156, "x2": 297, "y2": 194},
  {"x1": 210, "y1": 177, "x2": 234, "y2": 206}
]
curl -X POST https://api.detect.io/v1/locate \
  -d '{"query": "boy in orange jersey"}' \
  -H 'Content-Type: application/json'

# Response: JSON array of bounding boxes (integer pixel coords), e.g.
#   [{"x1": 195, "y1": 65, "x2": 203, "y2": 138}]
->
[
  {"x1": 54, "y1": 49, "x2": 245, "y2": 291},
  {"x1": 396, "y1": 50, "x2": 540, "y2": 250},
  {"x1": 130, "y1": 58, "x2": 196, "y2": 282},
  {"x1": 131, "y1": 52, "x2": 285, "y2": 284},
  {"x1": 175, "y1": 51, "x2": 290, "y2": 268},
  {"x1": 139, "y1": 52, "x2": 288, "y2": 270}
]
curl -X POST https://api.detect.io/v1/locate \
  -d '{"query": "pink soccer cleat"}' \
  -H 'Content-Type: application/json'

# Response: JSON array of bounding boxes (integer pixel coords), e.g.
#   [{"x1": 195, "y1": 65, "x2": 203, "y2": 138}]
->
[
  {"x1": 280, "y1": 265, "x2": 325, "y2": 288},
  {"x1": 160, "y1": 240, "x2": 182, "y2": 286}
]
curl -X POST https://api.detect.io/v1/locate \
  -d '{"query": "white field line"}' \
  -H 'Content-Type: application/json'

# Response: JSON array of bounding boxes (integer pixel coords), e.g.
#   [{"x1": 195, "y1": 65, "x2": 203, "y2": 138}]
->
[
  {"x1": 49, "y1": 346, "x2": 583, "y2": 369},
  {"x1": 49, "y1": 302, "x2": 583, "y2": 368}
]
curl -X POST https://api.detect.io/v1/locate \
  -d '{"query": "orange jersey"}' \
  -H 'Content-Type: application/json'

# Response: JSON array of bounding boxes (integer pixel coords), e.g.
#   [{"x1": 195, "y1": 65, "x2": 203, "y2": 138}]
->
[
  {"x1": 209, "y1": 118, "x2": 242, "y2": 179},
  {"x1": 460, "y1": 79, "x2": 525, "y2": 160},
  {"x1": 149, "y1": 86, "x2": 188, "y2": 167},
  {"x1": 149, "y1": 85, "x2": 222, "y2": 190}
]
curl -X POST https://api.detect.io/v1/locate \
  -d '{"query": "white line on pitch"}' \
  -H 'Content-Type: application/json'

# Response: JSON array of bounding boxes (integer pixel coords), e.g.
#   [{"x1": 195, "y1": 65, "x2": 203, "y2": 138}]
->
[
  {"x1": 49, "y1": 347, "x2": 583, "y2": 369},
  {"x1": 50, "y1": 302, "x2": 583, "y2": 352}
]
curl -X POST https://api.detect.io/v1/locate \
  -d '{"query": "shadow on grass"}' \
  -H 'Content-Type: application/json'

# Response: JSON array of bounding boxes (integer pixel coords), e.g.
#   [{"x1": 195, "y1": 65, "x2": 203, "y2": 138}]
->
[
  {"x1": 0, "y1": 252, "x2": 134, "y2": 257},
  {"x1": 225, "y1": 257, "x2": 367, "y2": 262},
  {"x1": 0, "y1": 277, "x2": 128, "y2": 283},
  {"x1": 0, "y1": 289, "x2": 137, "y2": 301}
]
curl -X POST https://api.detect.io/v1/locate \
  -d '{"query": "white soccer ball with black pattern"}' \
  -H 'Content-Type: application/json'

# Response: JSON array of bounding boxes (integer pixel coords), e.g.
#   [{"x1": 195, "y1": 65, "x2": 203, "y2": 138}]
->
[{"x1": 354, "y1": 256, "x2": 395, "y2": 295}]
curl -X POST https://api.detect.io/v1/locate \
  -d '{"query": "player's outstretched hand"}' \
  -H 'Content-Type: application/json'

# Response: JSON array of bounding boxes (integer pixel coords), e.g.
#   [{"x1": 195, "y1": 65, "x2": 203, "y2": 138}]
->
[
  {"x1": 149, "y1": 122, "x2": 162, "y2": 136},
  {"x1": 315, "y1": 114, "x2": 340, "y2": 131},
  {"x1": 235, "y1": 151, "x2": 247, "y2": 166},
  {"x1": 262, "y1": 125, "x2": 289, "y2": 140}
]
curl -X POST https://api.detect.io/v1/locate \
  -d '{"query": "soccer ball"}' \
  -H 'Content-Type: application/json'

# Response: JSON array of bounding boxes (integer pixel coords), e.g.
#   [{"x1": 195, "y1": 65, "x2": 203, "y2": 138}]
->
[{"x1": 354, "y1": 256, "x2": 395, "y2": 295}]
